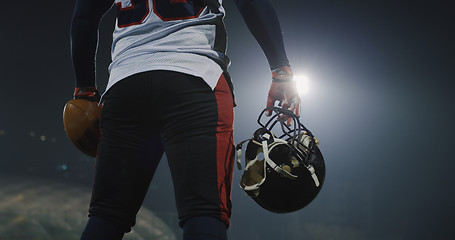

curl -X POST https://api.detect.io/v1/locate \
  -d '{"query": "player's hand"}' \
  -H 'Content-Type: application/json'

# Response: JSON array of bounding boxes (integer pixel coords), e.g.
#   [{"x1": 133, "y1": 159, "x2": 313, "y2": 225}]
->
[
  {"x1": 266, "y1": 66, "x2": 301, "y2": 123},
  {"x1": 73, "y1": 86, "x2": 100, "y2": 103}
]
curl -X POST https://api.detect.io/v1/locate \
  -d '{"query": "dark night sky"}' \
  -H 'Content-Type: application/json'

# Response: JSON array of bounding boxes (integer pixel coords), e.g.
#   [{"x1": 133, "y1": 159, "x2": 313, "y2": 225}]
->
[{"x1": 1, "y1": 0, "x2": 454, "y2": 239}]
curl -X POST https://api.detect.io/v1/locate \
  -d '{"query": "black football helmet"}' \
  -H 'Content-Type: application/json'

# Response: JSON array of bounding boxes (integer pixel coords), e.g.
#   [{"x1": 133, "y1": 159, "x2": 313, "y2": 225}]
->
[{"x1": 236, "y1": 107, "x2": 325, "y2": 213}]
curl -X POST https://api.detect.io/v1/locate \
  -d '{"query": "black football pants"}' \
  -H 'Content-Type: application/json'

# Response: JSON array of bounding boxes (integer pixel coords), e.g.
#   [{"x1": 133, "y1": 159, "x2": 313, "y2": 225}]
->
[{"x1": 88, "y1": 70, "x2": 235, "y2": 233}]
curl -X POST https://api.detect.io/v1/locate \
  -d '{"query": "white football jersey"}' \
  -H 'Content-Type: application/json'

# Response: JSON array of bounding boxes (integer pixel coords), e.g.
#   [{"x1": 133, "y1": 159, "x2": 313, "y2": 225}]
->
[{"x1": 106, "y1": 0, "x2": 228, "y2": 94}]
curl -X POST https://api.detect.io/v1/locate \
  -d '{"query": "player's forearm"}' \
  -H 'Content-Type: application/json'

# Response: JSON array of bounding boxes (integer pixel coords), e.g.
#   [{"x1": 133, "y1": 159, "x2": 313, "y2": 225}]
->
[
  {"x1": 234, "y1": 0, "x2": 290, "y2": 70},
  {"x1": 70, "y1": 0, "x2": 113, "y2": 88},
  {"x1": 70, "y1": 16, "x2": 98, "y2": 88}
]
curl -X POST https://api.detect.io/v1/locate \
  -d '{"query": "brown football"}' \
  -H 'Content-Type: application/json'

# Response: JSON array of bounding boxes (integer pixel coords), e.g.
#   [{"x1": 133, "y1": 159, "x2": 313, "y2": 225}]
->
[{"x1": 63, "y1": 99, "x2": 102, "y2": 157}]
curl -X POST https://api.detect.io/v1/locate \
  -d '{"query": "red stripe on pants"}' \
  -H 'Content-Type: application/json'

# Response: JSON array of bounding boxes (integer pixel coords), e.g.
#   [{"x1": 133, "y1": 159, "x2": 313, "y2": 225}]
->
[{"x1": 214, "y1": 74, "x2": 235, "y2": 227}]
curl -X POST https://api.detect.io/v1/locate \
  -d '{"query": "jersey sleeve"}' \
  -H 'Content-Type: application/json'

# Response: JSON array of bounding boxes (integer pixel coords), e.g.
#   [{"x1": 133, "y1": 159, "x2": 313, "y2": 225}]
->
[
  {"x1": 234, "y1": 0, "x2": 290, "y2": 70},
  {"x1": 70, "y1": 0, "x2": 114, "y2": 88}
]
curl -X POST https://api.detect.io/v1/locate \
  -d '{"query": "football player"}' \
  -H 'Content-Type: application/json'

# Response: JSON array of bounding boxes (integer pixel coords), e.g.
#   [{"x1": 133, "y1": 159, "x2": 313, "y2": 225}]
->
[{"x1": 70, "y1": 0, "x2": 300, "y2": 239}]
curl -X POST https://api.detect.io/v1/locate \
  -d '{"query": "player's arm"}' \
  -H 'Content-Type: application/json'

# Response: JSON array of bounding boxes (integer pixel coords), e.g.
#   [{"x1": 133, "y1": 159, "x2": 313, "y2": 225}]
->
[
  {"x1": 70, "y1": 0, "x2": 114, "y2": 101},
  {"x1": 233, "y1": 0, "x2": 300, "y2": 117}
]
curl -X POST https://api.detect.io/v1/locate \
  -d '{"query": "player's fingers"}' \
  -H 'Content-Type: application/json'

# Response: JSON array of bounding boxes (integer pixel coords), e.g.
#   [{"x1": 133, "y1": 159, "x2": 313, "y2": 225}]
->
[
  {"x1": 277, "y1": 99, "x2": 291, "y2": 126},
  {"x1": 286, "y1": 117, "x2": 293, "y2": 126},
  {"x1": 287, "y1": 94, "x2": 300, "y2": 115},
  {"x1": 286, "y1": 101, "x2": 296, "y2": 126},
  {"x1": 266, "y1": 96, "x2": 276, "y2": 116},
  {"x1": 294, "y1": 100, "x2": 301, "y2": 117}
]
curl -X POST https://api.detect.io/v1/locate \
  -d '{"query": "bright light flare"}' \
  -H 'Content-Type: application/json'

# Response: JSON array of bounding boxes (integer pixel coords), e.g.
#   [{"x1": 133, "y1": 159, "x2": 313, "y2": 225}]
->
[{"x1": 294, "y1": 74, "x2": 309, "y2": 95}]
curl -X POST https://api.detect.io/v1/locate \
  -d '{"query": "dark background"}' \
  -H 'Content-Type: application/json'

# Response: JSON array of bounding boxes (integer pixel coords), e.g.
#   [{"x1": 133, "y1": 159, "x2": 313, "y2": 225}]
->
[{"x1": 1, "y1": 0, "x2": 454, "y2": 239}]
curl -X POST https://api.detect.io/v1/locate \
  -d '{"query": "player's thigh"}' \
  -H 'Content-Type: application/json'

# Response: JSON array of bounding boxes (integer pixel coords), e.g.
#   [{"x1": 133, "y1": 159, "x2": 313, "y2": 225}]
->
[
  {"x1": 160, "y1": 73, "x2": 235, "y2": 226},
  {"x1": 89, "y1": 73, "x2": 164, "y2": 229}
]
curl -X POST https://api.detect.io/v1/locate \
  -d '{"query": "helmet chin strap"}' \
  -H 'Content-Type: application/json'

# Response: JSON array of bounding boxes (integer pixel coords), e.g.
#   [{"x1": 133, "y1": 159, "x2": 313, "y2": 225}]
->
[
  {"x1": 306, "y1": 165, "x2": 320, "y2": 187},
  {"x1": 264, "y1": 133, "x2": 321, "y2": 187},
  {"x1": 235, "y1": 134, "x2": 297, "y2": 181},
  {"x1": 293, "y1": 134, "x2": 321, "y2": 187},
  {"x1": 236, "y1": 133, "x2": 321, "y2": 187},
  {"x1": 261, "y1": 139, "x2": 298, "y2": 180},
  {"x1": 236, "y1": 138, "x2": 251, "y2": 170}
]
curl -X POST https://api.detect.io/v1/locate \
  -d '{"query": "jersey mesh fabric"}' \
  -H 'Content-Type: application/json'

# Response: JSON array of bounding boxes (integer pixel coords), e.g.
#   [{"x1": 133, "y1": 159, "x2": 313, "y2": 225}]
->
[{"x1": 107, "y1": 0, "x2": 228, "y2": 97}]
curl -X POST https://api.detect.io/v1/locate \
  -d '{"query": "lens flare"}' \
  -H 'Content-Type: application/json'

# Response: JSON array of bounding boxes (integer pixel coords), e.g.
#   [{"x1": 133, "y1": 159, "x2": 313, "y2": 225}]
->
[{"x1": 294, "y1": 75, "x2": 309, "y2": 95}]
